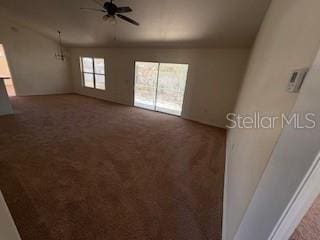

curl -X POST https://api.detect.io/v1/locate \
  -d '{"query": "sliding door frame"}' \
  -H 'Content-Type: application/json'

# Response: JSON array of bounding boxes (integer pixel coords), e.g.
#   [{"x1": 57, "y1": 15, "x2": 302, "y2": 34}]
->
[{"x1": 154, "y1": 62, "x2": 161, "y2": 111}]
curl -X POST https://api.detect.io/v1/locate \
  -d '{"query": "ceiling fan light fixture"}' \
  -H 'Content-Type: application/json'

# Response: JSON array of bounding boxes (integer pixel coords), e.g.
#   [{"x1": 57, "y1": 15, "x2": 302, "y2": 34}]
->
[{"x1": 103, "y1": 15, "x2": 116, "y2": 24}]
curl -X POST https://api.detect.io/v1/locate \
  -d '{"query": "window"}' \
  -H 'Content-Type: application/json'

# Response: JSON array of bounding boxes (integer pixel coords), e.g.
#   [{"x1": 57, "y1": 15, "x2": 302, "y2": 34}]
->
[{"x1": 80, "y1": 57, "x2": 106, "y2": 90}]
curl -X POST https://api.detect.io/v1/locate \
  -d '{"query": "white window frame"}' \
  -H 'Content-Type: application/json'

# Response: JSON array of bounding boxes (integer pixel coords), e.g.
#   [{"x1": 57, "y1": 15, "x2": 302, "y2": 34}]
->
[{"x1": 80, "y1": 57, "x2": 106, "y2": 90}]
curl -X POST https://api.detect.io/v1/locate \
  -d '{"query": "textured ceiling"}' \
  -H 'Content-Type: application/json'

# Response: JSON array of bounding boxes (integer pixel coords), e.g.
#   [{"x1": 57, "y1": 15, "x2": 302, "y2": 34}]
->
[{"x1": 0, "y1": 0, "x2": 271, "y2": 48}]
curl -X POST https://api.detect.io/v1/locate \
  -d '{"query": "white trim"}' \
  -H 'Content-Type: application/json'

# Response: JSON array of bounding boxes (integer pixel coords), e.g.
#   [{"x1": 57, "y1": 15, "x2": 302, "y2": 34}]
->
[{"x1": 268, "y1": 151, "x2": 320, "y2": 240}]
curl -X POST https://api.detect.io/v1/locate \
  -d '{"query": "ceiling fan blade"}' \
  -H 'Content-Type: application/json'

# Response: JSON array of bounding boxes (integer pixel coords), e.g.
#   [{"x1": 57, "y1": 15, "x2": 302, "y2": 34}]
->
[
  {"x1": 116, "y1": 6, "x2": 132, "y2": 13},
  {"x1": 80, "y1": 7, "x2": 106, "y2": 12},
  {"x1": 116, "y1": 14, "x2": 140, "y2": 26}
]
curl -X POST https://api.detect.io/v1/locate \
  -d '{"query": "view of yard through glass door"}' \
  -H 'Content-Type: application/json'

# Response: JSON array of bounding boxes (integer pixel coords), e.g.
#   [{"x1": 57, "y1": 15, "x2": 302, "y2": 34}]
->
[
  {"x1": 134, "y1": 61, "x2": 188, "y2": 116},
  {"x1": 0, "y1": 44, "x2": 15, "y2": 96}
]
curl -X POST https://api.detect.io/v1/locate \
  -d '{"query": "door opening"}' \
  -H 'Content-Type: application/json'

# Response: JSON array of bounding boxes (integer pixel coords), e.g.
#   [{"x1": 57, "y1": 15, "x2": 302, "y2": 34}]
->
[
  {"x1": 134, "y1": 61, "x2": 188, "y2": 116},
  {"x1": 0, "y1": 44, "x2": 16, "y2": 97}
]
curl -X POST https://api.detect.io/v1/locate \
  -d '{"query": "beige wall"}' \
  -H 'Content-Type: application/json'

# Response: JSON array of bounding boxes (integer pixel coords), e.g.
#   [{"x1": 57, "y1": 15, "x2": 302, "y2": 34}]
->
[
  {"x1": 223, "y1": 0, "x2": 320, "y2": 239},
  {"x1": 0, "y1": 79, "x2": 13, "y2": 115},
  {"x1": 0, "y1": 16, "x2": 71, "y2": 96},
  {"x1": 70, "y1": 48, "x2": 249, "y2": 128},
  {"x1": 234, "y1": 48, "x2": 320, "y2": 240}
]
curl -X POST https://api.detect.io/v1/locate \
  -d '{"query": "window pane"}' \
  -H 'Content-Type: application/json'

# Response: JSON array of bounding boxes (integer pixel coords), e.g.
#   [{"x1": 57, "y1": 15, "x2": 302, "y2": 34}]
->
[
  {"x1": 94, "y1": 58, "x2": 105, "y2": 74},
  {"x1": 84, "y1": 73, "x2": 94, "y2": 88},
  {"x1": 156, "y1": 63, "x2": 189, "y2": 116},
  {"x1": 82, "y1": 57, "x2": 93, "y2": 73},
  {"x1": 134, "y1": 62, "x2": 159, "y2": 110},
  {"x1": 95, "y1": 74, "x2": 105, "y2": 90}
]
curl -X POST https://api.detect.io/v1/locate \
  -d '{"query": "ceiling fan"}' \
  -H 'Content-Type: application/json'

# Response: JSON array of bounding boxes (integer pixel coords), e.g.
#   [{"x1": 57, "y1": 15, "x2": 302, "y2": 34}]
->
[{"x1": 81, "y1": 0, "x2": 140, "y2": 26}]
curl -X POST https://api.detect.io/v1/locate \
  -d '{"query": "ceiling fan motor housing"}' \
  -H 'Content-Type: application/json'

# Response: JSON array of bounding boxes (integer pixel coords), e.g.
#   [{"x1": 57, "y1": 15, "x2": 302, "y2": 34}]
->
[{"x1": 104, "y1": 2, "x2": 117, "y2": 15}]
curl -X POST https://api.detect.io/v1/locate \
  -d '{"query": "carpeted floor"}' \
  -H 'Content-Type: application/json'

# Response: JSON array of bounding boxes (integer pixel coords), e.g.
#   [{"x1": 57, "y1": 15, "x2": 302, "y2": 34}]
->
[
  {"x1": 290, "y1": 194, "x2": 320, "y2": 240},
  {"x1": 0, "y1": 94, "x2": 226, "y2": 240}
]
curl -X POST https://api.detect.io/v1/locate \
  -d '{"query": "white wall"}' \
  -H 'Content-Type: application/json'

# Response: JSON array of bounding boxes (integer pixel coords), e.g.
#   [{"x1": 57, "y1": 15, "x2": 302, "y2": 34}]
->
[
  {"x1": 234, "y1": 47, "x2": 320, "y2": 240},
  {"x1": 0, "y1": 16, "x2": 71, "y2": 96},
  {"x1": 70, "y1": 48, "x2": 249, "y2": 128},
  {"x1": 223, "y1": 0, "x2": 320, "y2": 239}
]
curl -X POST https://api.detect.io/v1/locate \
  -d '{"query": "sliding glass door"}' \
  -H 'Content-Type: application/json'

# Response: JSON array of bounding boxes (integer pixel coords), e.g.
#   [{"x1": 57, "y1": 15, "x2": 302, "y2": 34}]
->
[
  {"x1": 134, "y1": 62, "x2": 159, "y2": 110},
  {"x1": 134, "y1": 61, "x2": 189, "y2": 116}
]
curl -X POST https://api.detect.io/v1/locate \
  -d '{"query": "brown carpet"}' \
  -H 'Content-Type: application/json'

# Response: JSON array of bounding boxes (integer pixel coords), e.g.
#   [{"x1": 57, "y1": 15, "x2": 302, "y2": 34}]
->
[
  {"x1": 290, "y1": 194, "x2": 320, "y2": 240},
  {"x1": 0, "y1": 94, "x2": 226, "y2": 240}
]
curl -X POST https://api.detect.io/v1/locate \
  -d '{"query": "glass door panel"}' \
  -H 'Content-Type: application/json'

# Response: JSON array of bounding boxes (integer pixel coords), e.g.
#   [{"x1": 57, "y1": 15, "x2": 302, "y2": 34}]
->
[
  {"x1": 134, "y1": 62, "x2": 159, "y2": 110},
  {"x1": 0, "y1": 44, "x2": 16, "y2": 96},
  {"x1": 155, "y1": 63, "x2": 189, "y2": 116}
]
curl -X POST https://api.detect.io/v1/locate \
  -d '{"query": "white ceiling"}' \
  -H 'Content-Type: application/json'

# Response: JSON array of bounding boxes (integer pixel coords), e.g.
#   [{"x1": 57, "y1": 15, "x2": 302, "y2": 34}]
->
[{"x1": 0, "y1": 0, "x2": 271, "y2": 48}]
